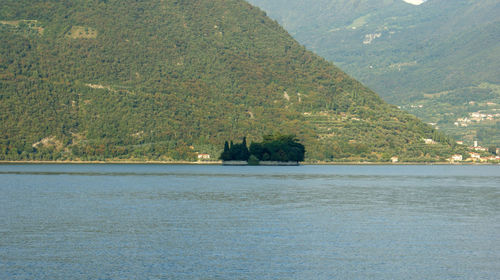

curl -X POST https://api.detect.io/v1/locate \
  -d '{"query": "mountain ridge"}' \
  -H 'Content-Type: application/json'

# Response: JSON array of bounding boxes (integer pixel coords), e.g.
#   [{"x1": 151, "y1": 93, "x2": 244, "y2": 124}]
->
[{"x1": 247, "y1": 0, "x2": 500, "y2": 146}]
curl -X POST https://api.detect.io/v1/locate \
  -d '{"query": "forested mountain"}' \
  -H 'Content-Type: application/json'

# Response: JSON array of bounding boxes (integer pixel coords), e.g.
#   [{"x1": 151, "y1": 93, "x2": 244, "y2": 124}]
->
[
  {"x1": 248, "y1": 0, "x2": 500, "y2": 146},
  {"x1": 0, "y1": 0, "x2": 461, "y2": 162}
]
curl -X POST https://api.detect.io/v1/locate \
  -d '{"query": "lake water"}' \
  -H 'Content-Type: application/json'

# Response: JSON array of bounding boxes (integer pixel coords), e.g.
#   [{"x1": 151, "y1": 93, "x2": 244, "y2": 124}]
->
[{"x1": 0, "y1": 164, "x2": 499, "y2": 279}]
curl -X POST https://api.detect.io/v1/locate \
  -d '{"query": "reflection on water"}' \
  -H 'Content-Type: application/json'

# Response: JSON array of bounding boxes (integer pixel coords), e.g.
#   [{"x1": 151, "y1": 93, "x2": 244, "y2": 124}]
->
[{"x1": 0, "y1": 164, "x2": 499, "y2": 279}]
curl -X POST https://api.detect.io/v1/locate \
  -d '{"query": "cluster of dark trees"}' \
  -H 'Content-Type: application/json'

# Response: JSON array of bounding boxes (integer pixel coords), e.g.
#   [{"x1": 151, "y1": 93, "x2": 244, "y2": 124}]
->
[{"x1": 220, "y1": 134, "x2": 305, "y2": 162}]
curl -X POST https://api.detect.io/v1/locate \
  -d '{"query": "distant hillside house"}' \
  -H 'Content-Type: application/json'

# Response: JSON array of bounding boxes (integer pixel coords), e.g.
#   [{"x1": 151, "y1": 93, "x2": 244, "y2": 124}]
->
[
  {"x1": 450, "y1": 154, "x2": 463, "y2": 162},
  {"x1": 473, "y1": 146, "x2": 488, "y2": 152},
  {"x1": 423, "y1": 139, "x2": 436, "y2": 145},
  {"x1": 197, "y1": 153, "x2": 210, "y2": 160},
  {"x1": 469, "y1": 152, "x2": 481, "y2": 161},
  {"x1": 391, "y1": 156, "x2": 399, "y2": 163},
  {"x1": 485, "y1": 156, "x2": 500, "y2": 162}
]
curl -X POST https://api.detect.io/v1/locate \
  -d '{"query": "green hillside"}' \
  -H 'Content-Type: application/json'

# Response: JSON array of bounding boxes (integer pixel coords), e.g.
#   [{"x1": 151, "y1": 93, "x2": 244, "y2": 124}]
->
[
  {"x1": 0, "y1": 0, "x2": 461, "y2": 162},
  {"x1": 248, "y1": 0, "x2": 500, "y2": 146}
]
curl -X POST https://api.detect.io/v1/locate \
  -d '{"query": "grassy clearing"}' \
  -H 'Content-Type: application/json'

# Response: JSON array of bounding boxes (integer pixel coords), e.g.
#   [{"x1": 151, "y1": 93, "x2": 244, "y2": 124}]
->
[
  {"x1": 67, "y1": 26, "x2": 97, "y2": 39},
  {"x1": 0, "y1": 19, "x2": 44, "y2": 35}
]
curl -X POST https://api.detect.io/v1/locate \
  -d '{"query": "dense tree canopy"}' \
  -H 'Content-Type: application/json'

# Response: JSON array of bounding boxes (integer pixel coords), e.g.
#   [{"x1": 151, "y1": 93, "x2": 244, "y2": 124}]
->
[
  {"x1": 221, "y1": 134, "x2": 305, "y2": 163},
  {"x1": 249, "y1": 134, "x2": 305, "y2": 162}
]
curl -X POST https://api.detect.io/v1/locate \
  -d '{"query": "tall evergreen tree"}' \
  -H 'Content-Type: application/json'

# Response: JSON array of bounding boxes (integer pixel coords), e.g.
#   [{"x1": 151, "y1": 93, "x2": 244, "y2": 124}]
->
[{"x1": 219, "y1": 140, "x2": 231, "y2": 160}]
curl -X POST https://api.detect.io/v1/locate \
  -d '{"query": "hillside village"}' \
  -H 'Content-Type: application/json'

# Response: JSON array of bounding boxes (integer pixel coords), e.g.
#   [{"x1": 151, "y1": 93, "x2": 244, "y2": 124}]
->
[
  {"x1": 455, "y1": 109, "x2": 500, "y2": 127},
  {"x1": 448, "y1": 141, "x2": 500, "y2": 163}
]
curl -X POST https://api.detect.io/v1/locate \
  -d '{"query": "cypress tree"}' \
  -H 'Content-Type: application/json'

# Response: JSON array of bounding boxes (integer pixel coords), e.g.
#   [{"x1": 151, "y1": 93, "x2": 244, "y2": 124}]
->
[
  {"x1": 241, "y1": 137, "x2": 250, "y2": 160},
  {"x1": 220, "y1": 140, "x2": 231, "y2": 161}
]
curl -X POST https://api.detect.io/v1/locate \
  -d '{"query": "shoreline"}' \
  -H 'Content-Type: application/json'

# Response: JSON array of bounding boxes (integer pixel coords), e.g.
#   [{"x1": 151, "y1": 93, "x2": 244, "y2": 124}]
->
[
  {"x1": 0, "y1": 160, "x2": 222, "y2": 165},
  {"x1": 0, "y1": 160, "x2": 497, "y2": 165}
]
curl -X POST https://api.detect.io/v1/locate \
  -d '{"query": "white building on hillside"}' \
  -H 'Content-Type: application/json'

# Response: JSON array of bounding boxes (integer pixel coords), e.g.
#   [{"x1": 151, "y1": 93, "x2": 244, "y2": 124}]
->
[{"x1": 197, "y1": 153, "x2": 210, "y2": 160}]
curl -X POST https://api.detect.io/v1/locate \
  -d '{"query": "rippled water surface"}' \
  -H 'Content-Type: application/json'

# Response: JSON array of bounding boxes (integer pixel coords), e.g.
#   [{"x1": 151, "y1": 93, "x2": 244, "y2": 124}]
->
[{"x1": 1, "y1": 164, "x2": 499, "y2": 279}]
